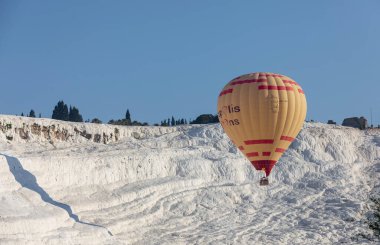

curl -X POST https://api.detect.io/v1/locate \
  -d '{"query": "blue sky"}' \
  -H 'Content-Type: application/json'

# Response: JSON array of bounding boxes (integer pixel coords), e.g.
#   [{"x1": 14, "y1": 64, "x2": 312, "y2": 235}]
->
[{"x1": 0, "y1": 0, "x2": 379, "y2": 125}]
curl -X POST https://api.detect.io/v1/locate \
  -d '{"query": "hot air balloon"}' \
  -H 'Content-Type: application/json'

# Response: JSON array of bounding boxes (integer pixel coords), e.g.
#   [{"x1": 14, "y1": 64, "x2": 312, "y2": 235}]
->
[{"x1": 217, "y1": 72, "x2": 307, "y2": 185}]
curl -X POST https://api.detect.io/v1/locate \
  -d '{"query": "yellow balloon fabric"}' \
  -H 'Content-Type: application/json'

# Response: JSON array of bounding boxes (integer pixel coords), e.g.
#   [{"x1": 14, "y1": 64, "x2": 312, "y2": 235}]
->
[{"x1": 217, "y1": 72, "x2": 307, "y2": 176}]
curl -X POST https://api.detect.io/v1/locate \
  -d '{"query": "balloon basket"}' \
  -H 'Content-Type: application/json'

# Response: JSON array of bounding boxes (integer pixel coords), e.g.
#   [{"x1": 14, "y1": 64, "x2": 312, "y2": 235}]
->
[{"x1": 259, "y1": 177, "x2": 269, "y2": 186}]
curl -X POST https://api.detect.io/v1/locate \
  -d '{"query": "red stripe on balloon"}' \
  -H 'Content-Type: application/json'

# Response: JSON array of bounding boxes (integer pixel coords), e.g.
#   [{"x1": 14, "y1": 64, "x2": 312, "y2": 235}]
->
[
  {"x1": 219, "y1": 88, "x2": 233, "y2": 96},
  {"x1": 238, "y1": 146, "x2": 244, "y2": 150},
  {"x1": 282, "y1": 80, "x2": 299, "y2": 86},
  {"x1": 280, "y1": 136, "x2": 294, "y2": 142},
  {"x1": 275, "y1": 148, "x2": 285, "y2": 153},
  {"x1": 246, "y1": 152, "x2": 259, "y2": 157},
  {"x1": 244, "y1": 139, "x2": 274, "y2": 145},
  {"x1": 262, "y1": 152, "x2": 271, "y2": 156},
  {"x1": 298, "y1": 89, "x2": 304, "y2": 94}
]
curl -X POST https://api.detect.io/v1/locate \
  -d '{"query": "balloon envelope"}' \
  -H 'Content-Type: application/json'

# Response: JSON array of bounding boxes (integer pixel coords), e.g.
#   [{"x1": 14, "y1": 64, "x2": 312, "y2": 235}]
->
[{"x1": 217, "y1": 72, "x2": 307, "y2": 176}]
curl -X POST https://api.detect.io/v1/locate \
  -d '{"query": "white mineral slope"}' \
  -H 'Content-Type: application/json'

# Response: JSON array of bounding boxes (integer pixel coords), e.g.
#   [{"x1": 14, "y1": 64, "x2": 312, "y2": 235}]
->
[{"x1": 0, "y1": 115, "x2": 379, "y2": 244}]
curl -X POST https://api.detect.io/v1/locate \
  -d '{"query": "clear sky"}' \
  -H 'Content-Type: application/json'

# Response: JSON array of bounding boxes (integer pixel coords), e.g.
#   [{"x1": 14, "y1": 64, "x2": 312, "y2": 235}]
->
[{"x1": 0, "y1": 0, "x2": 379, "y2": 125}]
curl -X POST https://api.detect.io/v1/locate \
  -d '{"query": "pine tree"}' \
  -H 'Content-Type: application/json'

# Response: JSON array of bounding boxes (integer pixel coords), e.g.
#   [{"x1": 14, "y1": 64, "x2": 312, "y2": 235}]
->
[
  {"x1": 21, "y1": 112, "x2": 24, "y2": 117},
  {"x1": 69, "y1": 106, "x2": 83, "y2": 122},
  {"x1": 52, "y1": 101, "x2": 69, "y2": 121},
  {"x1": 39, "y1": 113, "x2": 41, "y2": 118},
  {"x1": 126, "y1": 109, "x2": 131, "y2": 121},
  {"x1": 123, "y1": 109, "x2": 131, "y2": 125},
  {"x1": 171, "y1": 116, "x2": 175, "y2": 126},
  {"x1": 29, "y1": 110, "x2": 36, "y2": 117}
]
